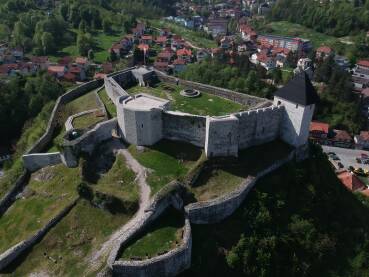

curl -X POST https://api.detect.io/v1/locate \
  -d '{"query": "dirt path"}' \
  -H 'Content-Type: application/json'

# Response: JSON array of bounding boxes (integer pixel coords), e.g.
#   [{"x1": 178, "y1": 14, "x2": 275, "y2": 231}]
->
[{"x1": 86, "y1": 147, "x2": 151, "y2": 272}]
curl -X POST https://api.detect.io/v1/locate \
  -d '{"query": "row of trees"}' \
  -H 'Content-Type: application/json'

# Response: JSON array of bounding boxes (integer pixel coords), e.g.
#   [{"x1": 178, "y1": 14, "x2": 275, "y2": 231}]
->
[
  {"x1": 0, "y1": 73, "x2": 64, "y2": 144},
  {"x1": 313, "y1": 55, "x2": 365, "y2": 134}
]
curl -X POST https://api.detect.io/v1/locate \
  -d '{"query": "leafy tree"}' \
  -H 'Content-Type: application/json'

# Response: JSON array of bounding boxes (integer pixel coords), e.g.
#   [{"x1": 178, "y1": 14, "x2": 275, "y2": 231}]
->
[
  {"x1": 41, "y1": 32, "x2": 55, "y2": 54},
  {"x1": 88, "y1": 49, "x2": 94, "y2": 61}
]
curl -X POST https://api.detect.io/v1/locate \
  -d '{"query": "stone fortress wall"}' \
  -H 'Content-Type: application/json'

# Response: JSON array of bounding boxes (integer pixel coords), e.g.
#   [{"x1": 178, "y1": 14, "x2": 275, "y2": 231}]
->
[{"x1": 105, "y1": 68, "x2": 287, "y2": 157}]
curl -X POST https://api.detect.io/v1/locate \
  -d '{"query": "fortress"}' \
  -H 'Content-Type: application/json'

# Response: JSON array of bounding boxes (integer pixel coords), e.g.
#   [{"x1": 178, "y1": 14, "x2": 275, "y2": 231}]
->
[
  {"x1": 105, "y1": 67, "x2": 319, "y2": 160},
  {"x1": 5, "y1": 66, "x2": 319, "y2": 276}
]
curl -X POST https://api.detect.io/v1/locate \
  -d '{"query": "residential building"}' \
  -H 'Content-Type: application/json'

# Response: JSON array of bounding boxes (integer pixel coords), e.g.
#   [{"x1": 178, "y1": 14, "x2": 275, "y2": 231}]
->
[
  {"x1": 337, "y1": 170, "x2": 366, "y2": 192},
  {"x1": 316, "y1": 46, "x2": 333, "y2": 60},
  {"x1": 354, "y1": 131, "x2": 369, "y2": 150},
  {"x1": 331, "y1": 129, "x2": 353, "y2": 148}
]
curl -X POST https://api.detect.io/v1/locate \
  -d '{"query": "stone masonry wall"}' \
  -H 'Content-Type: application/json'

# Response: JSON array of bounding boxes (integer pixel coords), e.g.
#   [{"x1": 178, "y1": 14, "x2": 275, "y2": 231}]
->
[
  {"x1": 112, "y1": 217, "x2": 191, "y2": 277},
  {"x1": 155, "y1": 69, "x2": 270, "y2": 107},
  {"x1": 184, "y1": 150, "x2": 295, "y2": 224},
  {"x1": 237, "y1": 105, "x2": 284, "y2": 150},
  {"x1": 162, "y1": 111, "x2": 207, "y2": 147},
  {"x1": 22, "y1": 152, "x2": 62, "y2": 172},
  {"x1": 0, "y1": 199, "x2": 77, "y2": 271},
  {"x1": 1, "y1": 79, "x2": 103, "y2": 216}
]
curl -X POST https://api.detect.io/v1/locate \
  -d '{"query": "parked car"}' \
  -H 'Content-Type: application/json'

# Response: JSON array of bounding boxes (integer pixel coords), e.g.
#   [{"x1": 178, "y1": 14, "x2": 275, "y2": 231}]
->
[
  {"x1": 337, "y1": 162, "x2": 344, "y2": 169},
  {"x1": 332, "y1": 155, "x2": 340, "y2": 161},
  {"x1": 361, "y1": 153, "x2": 369, "y2": 159},
  {"x1": 356, "y1": 158, "x2": 362, "y2": 163},
  {"x1": 354, "y1": 168, "x2": 367, "y2": 176},
  {"x1": 348, "y1": 166, "x2": 355, "y2": 171}
]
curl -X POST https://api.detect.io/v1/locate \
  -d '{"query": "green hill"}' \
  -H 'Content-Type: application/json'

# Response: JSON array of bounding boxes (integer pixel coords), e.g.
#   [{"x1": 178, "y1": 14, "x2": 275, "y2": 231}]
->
[{"x1": 181, "y1": 145, "x2": 369, "y2": 277}]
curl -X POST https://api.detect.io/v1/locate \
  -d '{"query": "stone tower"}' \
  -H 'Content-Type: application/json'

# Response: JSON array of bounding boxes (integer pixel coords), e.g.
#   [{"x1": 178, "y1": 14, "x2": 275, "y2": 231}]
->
[{"x1": 273, "y1": 72, "x2": 319, "y2": 160}]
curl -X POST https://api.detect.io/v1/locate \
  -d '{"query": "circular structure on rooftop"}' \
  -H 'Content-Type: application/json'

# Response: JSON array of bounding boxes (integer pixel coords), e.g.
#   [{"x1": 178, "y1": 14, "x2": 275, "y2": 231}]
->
[{"x1": 180, "y1": 89, "x2": 201, "y2": 98}]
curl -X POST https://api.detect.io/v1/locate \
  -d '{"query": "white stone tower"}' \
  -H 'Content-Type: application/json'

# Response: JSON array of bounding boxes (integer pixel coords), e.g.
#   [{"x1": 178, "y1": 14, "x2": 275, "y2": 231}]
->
[{"x1": 273, "y1": 72, "x2": 319, "y2": 160}]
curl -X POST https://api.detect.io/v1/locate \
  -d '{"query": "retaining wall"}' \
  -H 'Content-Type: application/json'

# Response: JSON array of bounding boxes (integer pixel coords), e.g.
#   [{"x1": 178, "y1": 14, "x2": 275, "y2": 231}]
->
[
  {"x1": 155, "y1": 70, "x2": 270, "y2": 107},
  {"x1": 162, "y1": 111, "x2": 206, "y2": 147},
  {"x1": 62, "y1": 119, "x2": 118, "y2": 167},
  {"x1": 184, "y1": 150, "x2": 295, "y2": 224},
  {"x1": 112, "y1": 217, "x2": 191, "y2": 277},
  {"x1": 22, "y1": 152, "x2": 62, "y2": 172},
  {"x1": 0, "y1": 199, "x2": 77, "y2": 271}
]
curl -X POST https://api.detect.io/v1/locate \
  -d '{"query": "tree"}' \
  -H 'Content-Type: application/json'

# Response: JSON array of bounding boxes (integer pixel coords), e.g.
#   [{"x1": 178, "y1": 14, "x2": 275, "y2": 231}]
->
[
  {"x1": 109, "y1": 49, "x2": 118, "y2": 62},
  {"x1": 88, "y1": 49, "x2": 94, "y2": 61},
  {"x1": 102, "y1": 19, "x2": 111, "y2": 34},
  {"x1": 271, "y1": 68, "x2": 283, "y2": 84},
  {"x1": 41, "y1": 32, "x2": 55, "y2": 54},
  {"x1": 77, "y1": 32, "x2": 93, "y2": 56}
]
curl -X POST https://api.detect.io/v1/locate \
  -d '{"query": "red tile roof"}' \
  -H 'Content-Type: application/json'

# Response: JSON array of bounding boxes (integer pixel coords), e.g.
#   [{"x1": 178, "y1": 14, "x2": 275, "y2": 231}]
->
[
  {"x1": 317, "y1": 46, "x2": 333, "y2": 54},
  {"x1": 358, "y1": 131, "x2": 369, "y2": 141},
  {"x1": 75, "y1": 57, "x2": 88, "y2": 64},
  {"x1": 141, "y1": 35, "x2": 153, "y2": 40},
  {"x1": 177, "y1": 48, "x2": 192, "y2": 57},
  {"x1": 333, "y1": 129, "x2": 353, "y2": 142},
  {"x1": 337, "y1": 171, "x2": 366, "y2": 192},
  {"x1": 156, "y1": 36, "x2": 167, "y2": 43},
  {"x1": 138, "y1": 44, "x2": 149, "y2": 51},
  {"x1": 357, "y1": 60, "x2": 369, "y2": 68},
  {"x1": 310, "y1": 121, "x2": 329, "y2": 134},
  {"x1": 173, "y1": 59, "x2": 186, "y2": 65},
  {"x1": 48, "y1": 65, "x2": 66, "y2": 73}
]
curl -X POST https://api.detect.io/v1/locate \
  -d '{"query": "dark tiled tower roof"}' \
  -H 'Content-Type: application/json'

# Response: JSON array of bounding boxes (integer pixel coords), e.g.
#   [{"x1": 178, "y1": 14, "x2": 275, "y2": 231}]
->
[{"x1": 274, "y1": 72, "x2": 319, "y2": 106}]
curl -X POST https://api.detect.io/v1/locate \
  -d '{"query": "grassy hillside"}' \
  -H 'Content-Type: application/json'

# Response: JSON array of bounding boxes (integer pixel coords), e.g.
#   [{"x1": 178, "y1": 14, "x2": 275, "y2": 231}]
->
[{"x1": 180, "y1": 145, "x2": 369, "y2": 276}]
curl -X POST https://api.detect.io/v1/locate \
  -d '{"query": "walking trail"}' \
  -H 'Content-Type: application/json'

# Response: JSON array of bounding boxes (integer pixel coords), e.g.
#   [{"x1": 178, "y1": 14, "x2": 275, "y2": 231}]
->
[{"x1": 87, "y1": 147, "x2": 151, "y2": 272}]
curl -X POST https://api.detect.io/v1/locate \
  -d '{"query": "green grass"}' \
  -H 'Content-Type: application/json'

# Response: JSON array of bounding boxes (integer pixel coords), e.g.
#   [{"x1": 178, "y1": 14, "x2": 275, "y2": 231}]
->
[
  {"x1": 48, "y1": 30, "x2": 124, "y2": 64},
  {"x1": 127, "y1": 82, "x2": 246, "y2": 116},
  {"x1": 72, "y1": 112, "x2": 104, "y2": 130},
  {"x1": 47, "y1": 91, "x2": 101, "y2": 152},
  {"x1": 9, "y1": 200, "x2": 131, "y2": 276},
  {"x1": 120, "y1": 208, "x2": 184, "y2": 259},
  {"x1": 128, "y1": 140, "x2": 202, "y2": 195},
  {"x1": 151, "y1": 19, "x2": 217, "y2": 49},
  {"x1": 0, "y1": 164, "x2": 81, "y2": 254},
  {"x1": 98, "y1": 88, "x2": 117, "y2": 118},
  {"x1": 260, "y1": 21, "x2": 355, "y2": 53},
  {"x1": 95, "y1": 154, "x2": 139, "y2": 204},
  {"x1": 190, "y1": 140, "x2": 293, "y2": 201}
]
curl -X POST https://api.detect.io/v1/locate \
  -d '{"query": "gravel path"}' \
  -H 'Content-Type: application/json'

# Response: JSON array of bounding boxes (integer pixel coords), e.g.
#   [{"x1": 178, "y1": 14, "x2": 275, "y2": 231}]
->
[{"x1": 87, "y1": 147, "x2": 151, "y2": 272}]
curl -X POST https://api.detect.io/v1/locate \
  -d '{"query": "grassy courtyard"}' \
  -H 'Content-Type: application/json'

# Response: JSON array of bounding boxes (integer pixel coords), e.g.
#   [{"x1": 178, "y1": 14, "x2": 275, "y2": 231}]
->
[
  {"x1": 127, "y1": 82, "x2": 246, "y2": 116},
  {"x1": 72, "y1": 112, "x2": 105, "y2": 130},
  {"x1": 47, "y1": 91, "x2": 101, "y2": 152},
  {"x1": 128, "y1": 140, "x2": 202, "y2": 195},
  {"x1": 119, "y1": 208, "x2": 185, "y2": 260},
  {"x1": 0, "y1": 164, "x2": 81, "y2": 254},
  {"x1": 190, "y1": 140, "x2": 293, "y2": 201}
]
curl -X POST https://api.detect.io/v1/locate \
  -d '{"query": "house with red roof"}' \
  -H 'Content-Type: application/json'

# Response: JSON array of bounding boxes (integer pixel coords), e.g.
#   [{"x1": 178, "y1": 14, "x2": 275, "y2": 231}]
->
[
  {"x1": 173, "y1": 59, "x2": 187, "y2": 73},
  {"x1": 354, "y1": 131, "x2": 369, "y2": 150},
  {"x1": 154, "y1": 61, "x2": 170, "y2": 72},
  {"x1": 352, "y1": 60, "x2": 369, "y2": 91},
  {"x1": 155, "y1": 36, "x2": 168, "y2": 46},
  {"x1": 30, "y1": 56, "x2": 50, "y2": 69},
  {"x1": 239, "y1": 24, "x2": 257, "y2": 41},
  {"x1": 58, "y1": 56, "x2": 73, "y2": 66},
  {"x1": 309, "y1": 121, "x2": 330, "y2": 143},
  {"x1": 48, "y1": 65, "x2": 67, "y2": 78},
  {"x1": 176, "y1": 48, "x2": 192, "y2": 62},
  {"x1": 157, "y1": 51, "x2": 174, "y2": 63},
  {"x1": 337, "y1": 170, "x2": 366, "y2": 192},
  {"x1": 140, "y1": 35, "x2": 153, "y2": 45},
  {"x1": 138, "y1": 44, "x2": 150, "y2": 52},
  {"x1": 331, "y1": 129, "x2": 353, "y2": 148},
  {"x1": 316, "y1": 46, "x2": 333, "y2": 59},
  {"x1": 75, "y1": 57, "x2": 89, "y2": 70}
]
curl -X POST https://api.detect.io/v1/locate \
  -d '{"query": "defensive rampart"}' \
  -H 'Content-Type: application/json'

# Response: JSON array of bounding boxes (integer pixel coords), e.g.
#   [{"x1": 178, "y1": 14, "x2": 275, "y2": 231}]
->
[
  {"x1": 184, "y1": 150, "x2": 295, "y2": 224},
  {"x1": 22, "y1": 152, "x2": 62, "y2": 172},
  {"x1": 162, "y1": 111, "x2": 207, "y2": 147}
]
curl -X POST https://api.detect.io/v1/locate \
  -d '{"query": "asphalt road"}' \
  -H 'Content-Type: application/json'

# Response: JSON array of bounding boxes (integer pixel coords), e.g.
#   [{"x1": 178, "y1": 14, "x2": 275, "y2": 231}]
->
[{"x1": 322, "y1": 145, "x2": 369, "y2": 170}]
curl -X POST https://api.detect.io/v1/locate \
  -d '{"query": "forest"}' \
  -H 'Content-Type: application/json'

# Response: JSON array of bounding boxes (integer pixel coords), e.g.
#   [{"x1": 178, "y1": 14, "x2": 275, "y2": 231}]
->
[
  {"x1": 269, "y1": 0, "x2": 369, "y2": 37},
  {"x1": 182, "y1": 144, "x2": 369, "y2": 277}
]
